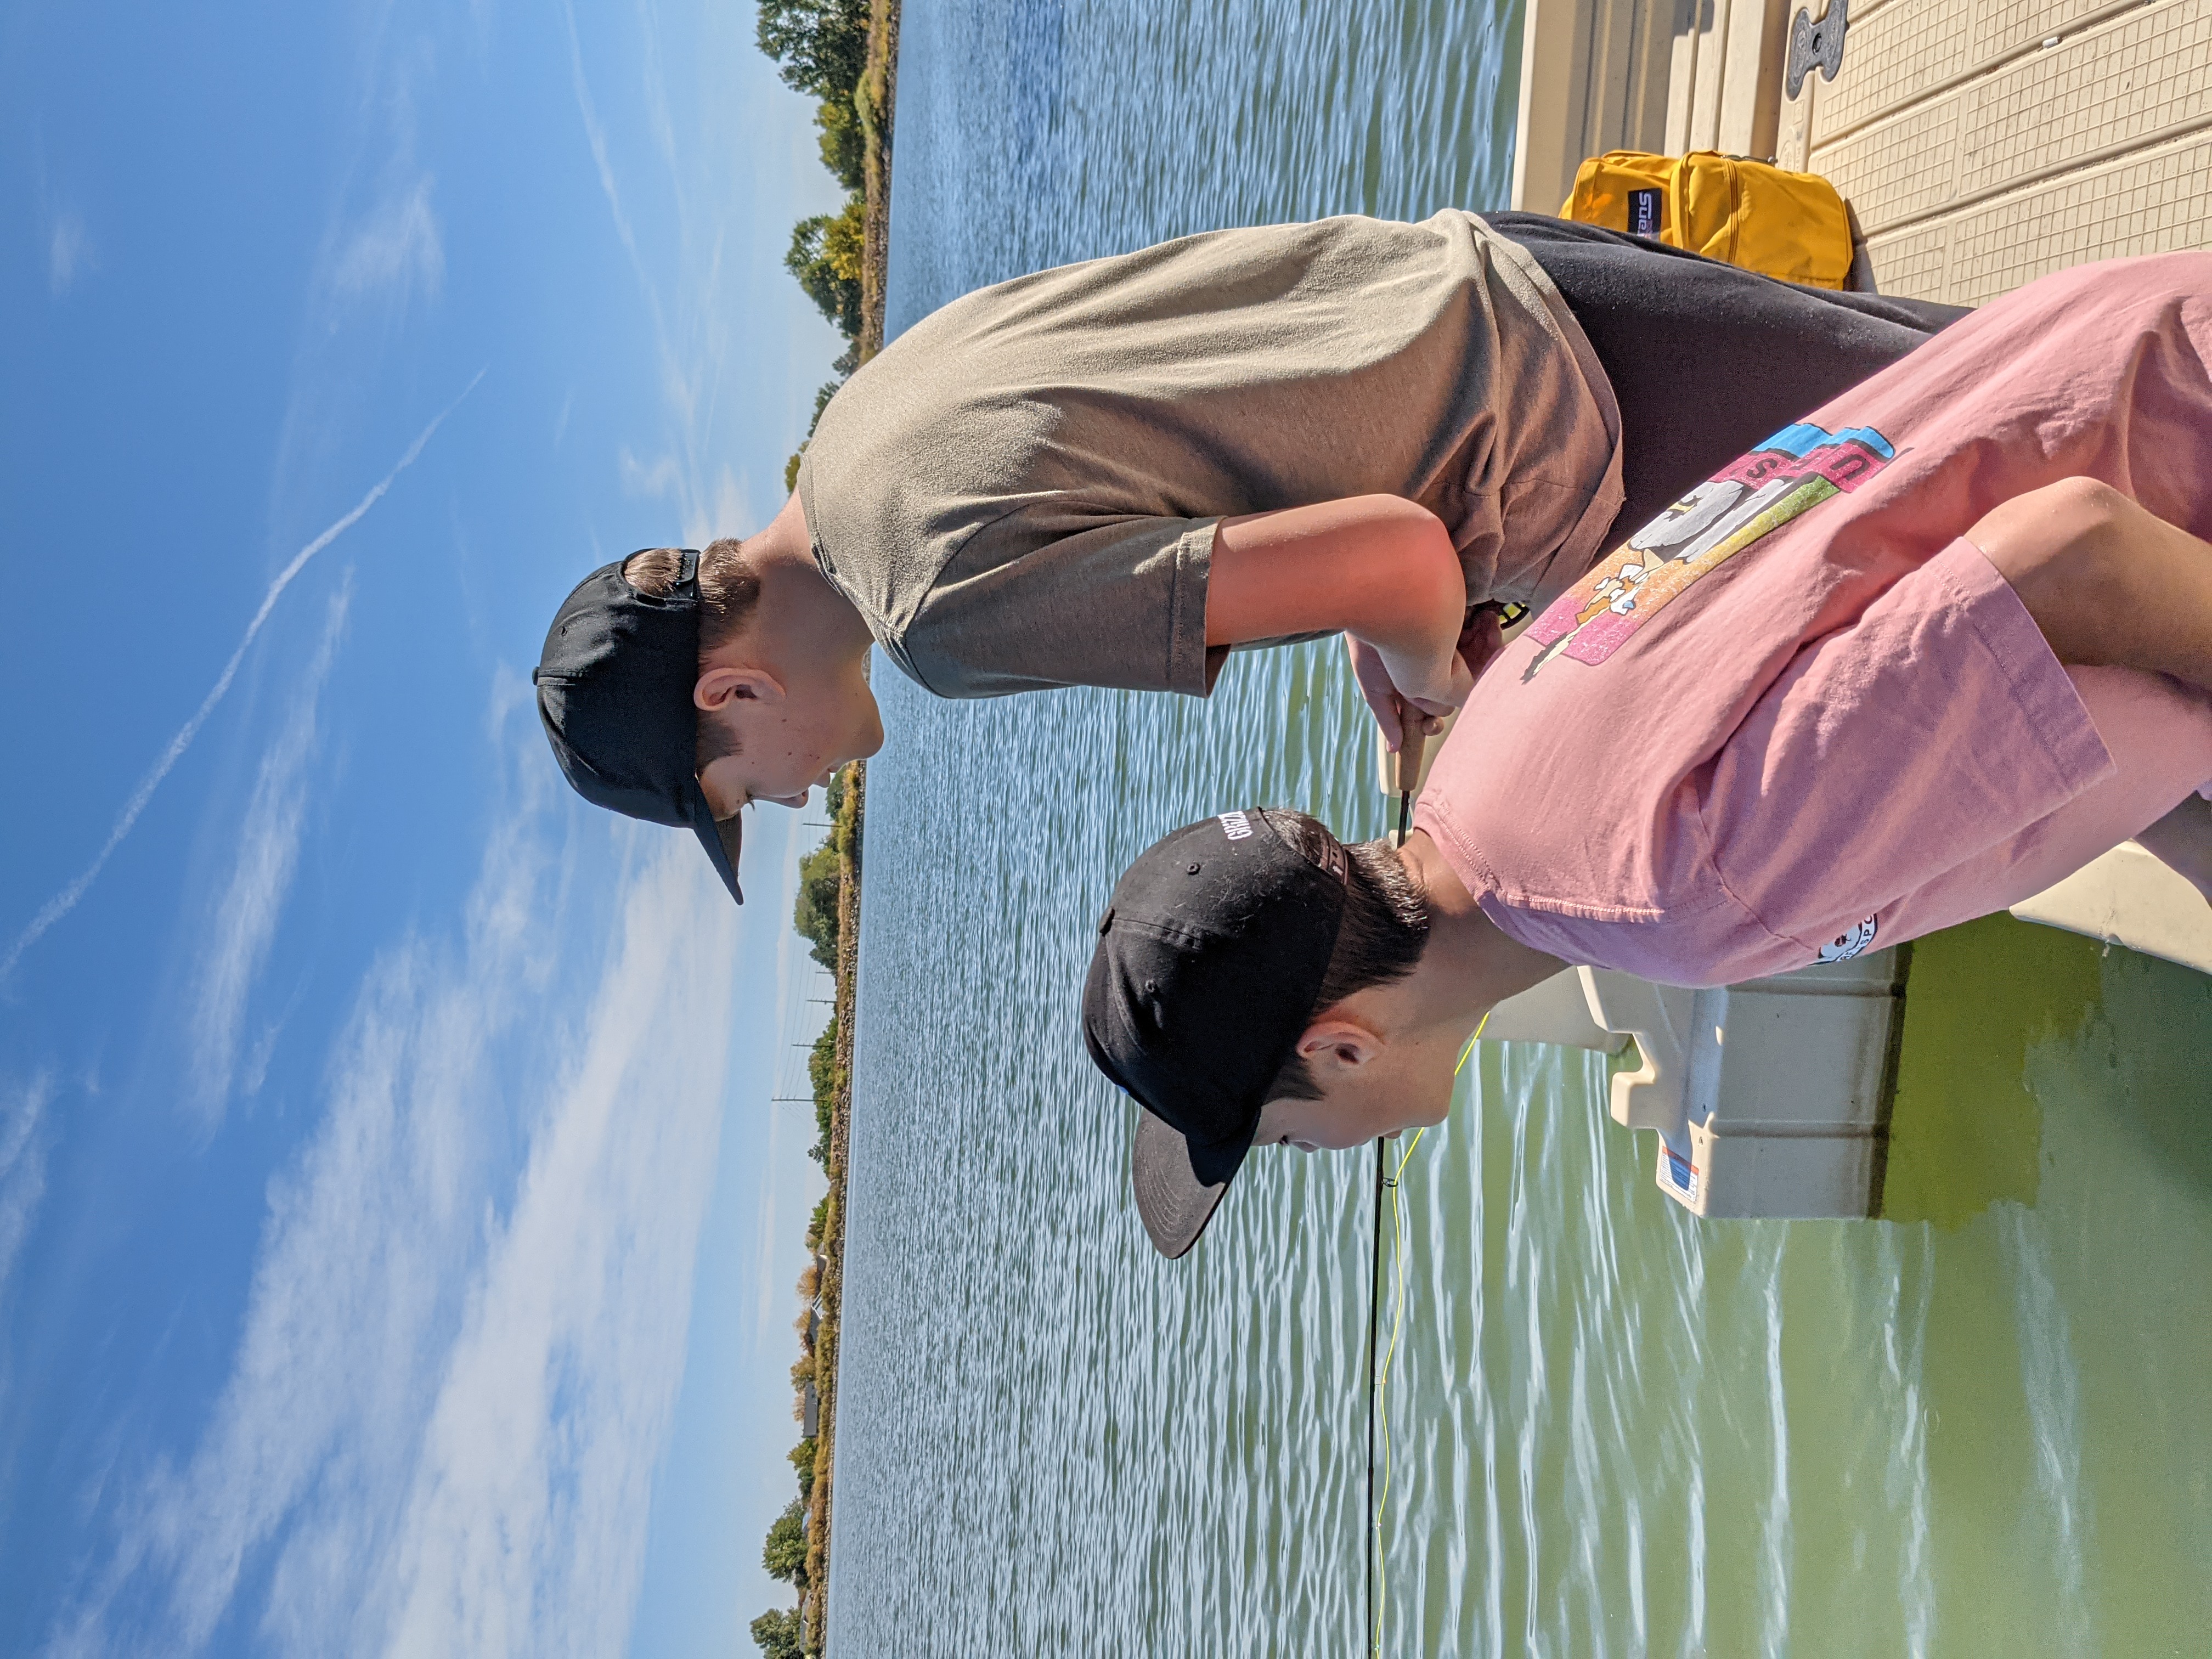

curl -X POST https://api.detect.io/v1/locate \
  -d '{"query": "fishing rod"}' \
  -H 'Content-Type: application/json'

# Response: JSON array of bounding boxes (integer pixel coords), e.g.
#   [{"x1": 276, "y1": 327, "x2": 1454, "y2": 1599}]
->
[
  {"x1": 1379, "y1": 601, "x2": 1523, "y2": 849},
  {"x1": 1384, "y1": 707, "x2": 1425, "y2": 850}
]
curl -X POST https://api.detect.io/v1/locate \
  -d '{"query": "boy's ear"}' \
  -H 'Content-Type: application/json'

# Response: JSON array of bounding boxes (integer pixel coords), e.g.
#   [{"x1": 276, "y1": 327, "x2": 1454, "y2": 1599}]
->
[
  {"x1": 694, "y1": 664, "x2": 785, "y2": 713},
  {"x1": 1293, "y1": 1015, "x2": 1382, "y2": 1078}
]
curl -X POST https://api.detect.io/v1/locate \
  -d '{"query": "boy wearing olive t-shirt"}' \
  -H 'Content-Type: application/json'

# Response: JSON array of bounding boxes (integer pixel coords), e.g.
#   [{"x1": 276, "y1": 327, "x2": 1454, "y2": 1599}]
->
[{"x1": 533, "y1": 212, "x2": 1959, "y2": 902}]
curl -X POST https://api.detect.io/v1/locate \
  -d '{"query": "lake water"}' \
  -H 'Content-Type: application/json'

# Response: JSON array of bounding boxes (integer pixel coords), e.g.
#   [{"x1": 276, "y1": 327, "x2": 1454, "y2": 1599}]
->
[{"x1": 825, "y1": 2, "x2": 2212, "y2": 1651}]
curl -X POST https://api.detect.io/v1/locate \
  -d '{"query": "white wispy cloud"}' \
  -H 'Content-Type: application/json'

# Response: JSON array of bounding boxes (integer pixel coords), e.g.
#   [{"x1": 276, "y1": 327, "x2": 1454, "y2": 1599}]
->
[
  {"x1": 711, "y1": 467, "x2": 748, "y2": 541},
  {"x1": 48, "y1": 692, "x2": 747, "y2": 1658},
  {"x1": 0, "y1": 380, "x2": 481, "y2": 986},
  {"x1": 371, "y1": 839, "x2": 738, "y2": 1659},
  {"x1": 618, "y1": 446, "x2": 684, "y2": 501},
  {"x1": 563, "y1": 0, "x2": 738, "y2": 547},
  {"x1": 48, "y1": 212, "x2": 93, "y2": 296},
  {"x1": 187, "y1": 583, "x2": 354, "y2": 1121},
  {"x1": 332, "y1": 177, "x2": 444, "y2": 305},
  {"x1": 0, "y1": 1074, "x2": 56, "y2": 1314},
  {"x1": 45, "y1": 761, "x2": 554, "y2": 1658},
  {"x1": 562, "y1": 4, "x2": 654, "y2": 332}
]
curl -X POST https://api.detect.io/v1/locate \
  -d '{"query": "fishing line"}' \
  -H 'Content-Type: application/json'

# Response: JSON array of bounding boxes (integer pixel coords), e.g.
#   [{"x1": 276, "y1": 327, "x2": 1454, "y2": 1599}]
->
[
  {"x1": 1362, "y1": 1132, "x2": 1385, "y2": 1637},
  {"x1": 1363, "y1": 1011, "x2": 1487, "y2": 1655},
  {"x1": 1369, "y1": 1126, "x2": 1424, "y2": 1656}
]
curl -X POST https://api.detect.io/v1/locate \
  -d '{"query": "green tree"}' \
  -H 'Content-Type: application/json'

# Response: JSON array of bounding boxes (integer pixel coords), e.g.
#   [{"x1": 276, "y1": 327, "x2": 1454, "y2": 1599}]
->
[
  {"x1": 807, "y1": 1018, "x2": 838, "y2": 1105},
  {"x1": 816, "y1": 95, "x2": 866, "y2": 193},
  {"x1": 755, "y1": 0, "x2": 869, "y2": 99},
  {"x1": 804, "y1": 1193, "x2": 830, "y2": 1251},
  {"x1": 763, "y1": 1498, "x2": 809, "y2": 1584},
  {"x1": 790, "y1": 1436, "x2": 818, "y2": 1499},
  {"x1": 785, "y1": 200, "x2": 866, "y2": 337},
  {"x1": 806, "y1": 1018, "x2": 839, "y2": 1164},
  {"x1": 794, "y1": 840, "x2": 841, "y2": 970},
  {"x1": 750, "y1": 1606, "x2": 806, "y2": 1659},
  {"x1": 783, "y1": 348, "x2": 860, "y2": 491},
  {"x1": 783, "y1": 375, "x2": 849, "y2": 492}
]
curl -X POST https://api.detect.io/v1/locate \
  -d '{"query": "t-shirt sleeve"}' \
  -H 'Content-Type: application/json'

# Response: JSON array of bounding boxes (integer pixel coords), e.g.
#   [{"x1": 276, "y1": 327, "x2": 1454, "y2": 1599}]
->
[
  {"x1": 897, "y1": 510, "x2": 1218, "y2": 697},
  {"x1": 1694, "y1": 535, "x2": 2114, "y2": 957}
]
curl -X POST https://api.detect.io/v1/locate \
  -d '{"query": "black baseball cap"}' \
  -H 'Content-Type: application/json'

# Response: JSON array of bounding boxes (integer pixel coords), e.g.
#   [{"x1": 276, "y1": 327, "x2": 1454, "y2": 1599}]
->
[
  {"x1": 1082, "y1": 808, "x2": 1348, "y2": 1257},
  {"x1": 533, "y1": 549, "x2": 745, "y2": 904}
]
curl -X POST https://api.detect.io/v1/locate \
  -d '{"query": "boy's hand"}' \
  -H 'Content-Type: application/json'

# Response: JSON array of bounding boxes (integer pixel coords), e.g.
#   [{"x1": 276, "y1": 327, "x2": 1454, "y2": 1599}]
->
[
  {"x1": 1349, "y1": 603, "x2": 1514, "y2": 751},
  {"x1": 1348, "y1": 635, "x2": 1471, "y2": 752},
  {"x1": 1206, "y1": 493, "x2": 1479, "y2": 751}
]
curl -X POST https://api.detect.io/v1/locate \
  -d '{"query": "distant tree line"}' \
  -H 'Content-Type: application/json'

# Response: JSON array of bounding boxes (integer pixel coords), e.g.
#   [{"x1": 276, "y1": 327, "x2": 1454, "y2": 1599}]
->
[
  {"x1": 752, "y1": 763, "x2": 851, "y2": 1657},
  {"x1": 751, "y1": 1204, "x2": 832, "y2": 1655},
  {"x1": 760, "y1": 0, "x2": 873, "y2": 492},
  {"x1": 756, "y1": 1484, "x2": 812, "y2": 1655}
]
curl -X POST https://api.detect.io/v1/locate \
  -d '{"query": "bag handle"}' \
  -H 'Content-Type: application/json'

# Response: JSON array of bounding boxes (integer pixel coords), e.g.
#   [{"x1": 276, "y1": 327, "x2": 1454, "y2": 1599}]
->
[
  {"x1": 1667, "y1": 153, "x2": 1693, "y2": 252},
  {"x1": 1720, "y1": 154, "x2": 1743, "y2": 264},
  {"x1": 1667, "y1": 150, "x2": 1746, "y2": 263}
]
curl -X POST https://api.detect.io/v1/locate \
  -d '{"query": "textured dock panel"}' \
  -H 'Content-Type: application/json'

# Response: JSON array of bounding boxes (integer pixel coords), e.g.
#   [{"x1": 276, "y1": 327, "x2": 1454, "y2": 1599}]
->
[
  {"x1": 1882, "y1": 128, "x2": 2212, "y2": 300},
  {"x1": 1770, "y1": 0, "x2": 2212, "y2": 300}
]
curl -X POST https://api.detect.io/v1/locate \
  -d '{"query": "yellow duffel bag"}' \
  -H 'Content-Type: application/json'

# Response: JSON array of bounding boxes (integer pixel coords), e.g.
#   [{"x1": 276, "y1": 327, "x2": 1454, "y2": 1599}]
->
[{"x1": 1561, "y1": 149, "x2": 1854, "y2": 290}]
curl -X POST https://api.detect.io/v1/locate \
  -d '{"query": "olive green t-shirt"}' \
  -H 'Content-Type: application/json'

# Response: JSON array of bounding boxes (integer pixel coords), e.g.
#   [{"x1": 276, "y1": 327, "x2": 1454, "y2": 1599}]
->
[{"x1": 794, "y1": 210, "x2": 1622, "y2": 698}]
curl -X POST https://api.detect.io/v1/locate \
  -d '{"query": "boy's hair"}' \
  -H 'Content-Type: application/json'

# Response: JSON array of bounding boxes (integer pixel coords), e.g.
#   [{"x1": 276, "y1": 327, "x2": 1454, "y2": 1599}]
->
[
  {"x1": 623, "y1": 538, "x2": 762, "y2": 649},
  {"x1": 1259, "y1": 809, "x2": 1430, "y2": 1103},
  {"x1": 622, "y1": 539, "x2": 763, "y2": 771}
]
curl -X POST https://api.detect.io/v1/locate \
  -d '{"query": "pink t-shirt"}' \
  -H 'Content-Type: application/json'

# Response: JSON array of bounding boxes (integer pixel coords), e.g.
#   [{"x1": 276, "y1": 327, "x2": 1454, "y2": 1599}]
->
[{"x1": 1415, "y1": 252, "x2": 2212, "y2": 988}]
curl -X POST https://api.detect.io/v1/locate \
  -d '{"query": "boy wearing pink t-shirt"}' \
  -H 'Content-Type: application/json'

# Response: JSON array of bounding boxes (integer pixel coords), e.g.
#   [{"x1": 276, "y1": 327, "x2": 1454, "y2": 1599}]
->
[{"x1": 1082, "y1": 252, "x2": 2212, "y2": 1257}]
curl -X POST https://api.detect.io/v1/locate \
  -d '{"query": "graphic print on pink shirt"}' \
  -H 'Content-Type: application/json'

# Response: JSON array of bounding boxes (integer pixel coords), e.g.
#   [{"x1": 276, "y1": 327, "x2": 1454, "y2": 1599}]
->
[{"x1": 1522, "y1": 421, "x2": 1897, "y2": 678}]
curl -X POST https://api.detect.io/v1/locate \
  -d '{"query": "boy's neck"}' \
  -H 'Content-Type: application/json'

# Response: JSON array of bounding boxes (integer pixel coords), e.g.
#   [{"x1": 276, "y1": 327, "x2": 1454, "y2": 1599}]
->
[
  {"x1": 1396, "y1": 828, "x2": 1566, "y2": 1018},
  {"x1": 743, "y1": 493, "x2": 874, "y2": 664}
]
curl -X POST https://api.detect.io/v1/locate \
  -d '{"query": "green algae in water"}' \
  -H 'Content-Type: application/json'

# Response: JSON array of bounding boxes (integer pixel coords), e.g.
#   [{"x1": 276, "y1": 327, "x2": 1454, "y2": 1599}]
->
[
  {"x1": 1876, "y1": 916, "x2": 2212, "y2": 1651},
  {"x1": 1886, "y1": 910, "x2": 2212, "y2": 1228},
  {"x1": 1881, "y1": 914, "x2": 2103, "y2": 1224}
]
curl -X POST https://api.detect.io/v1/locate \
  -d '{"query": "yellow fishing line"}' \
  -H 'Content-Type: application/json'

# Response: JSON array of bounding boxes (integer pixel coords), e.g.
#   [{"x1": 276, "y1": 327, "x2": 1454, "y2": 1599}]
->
[
  {"x1": 1372, "y1": 1009, "x2": 1488, "y2": 1655},
  {"x1": 1454, "y1": 1007, "x2": 1491, "y2": 1075},
  {"x1": 1370, "y1": 1127, "x2": 1422, "y2": 1656}
]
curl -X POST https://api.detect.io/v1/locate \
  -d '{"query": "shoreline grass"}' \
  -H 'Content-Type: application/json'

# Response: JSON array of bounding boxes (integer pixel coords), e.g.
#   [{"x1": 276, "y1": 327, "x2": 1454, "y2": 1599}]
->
[
  {"x1": 855, "y1": 0, "x2": 898, "y2": 365},
  {"x1": 794, "y1": 754, "x2": 864, "y2": 1653}
]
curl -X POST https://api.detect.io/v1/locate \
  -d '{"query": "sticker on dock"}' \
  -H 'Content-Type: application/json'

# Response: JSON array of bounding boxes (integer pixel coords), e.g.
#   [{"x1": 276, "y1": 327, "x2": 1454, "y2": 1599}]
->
[
  {"x1": 1660, "y1": 1137, "x2": 1699, "y2": 1203},
  {"x1": 1522, "y1": 420, "x2": 1896, "y2": 679}
]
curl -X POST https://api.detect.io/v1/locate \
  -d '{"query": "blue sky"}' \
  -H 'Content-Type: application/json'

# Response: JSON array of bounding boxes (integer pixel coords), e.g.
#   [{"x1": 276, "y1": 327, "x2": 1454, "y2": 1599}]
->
[{"x1": 0, "y1": 0, "x2": 848, "y2": 1652}]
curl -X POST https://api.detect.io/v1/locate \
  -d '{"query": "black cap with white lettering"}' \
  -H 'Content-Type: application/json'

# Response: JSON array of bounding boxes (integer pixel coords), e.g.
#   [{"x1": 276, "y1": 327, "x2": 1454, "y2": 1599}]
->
[
  {"x1": 1081, "y1": 808, "x2": 1347, "y2": 1257},
  {"x1": 532, "y1": 549, "x2": 744, "y2": 904}
]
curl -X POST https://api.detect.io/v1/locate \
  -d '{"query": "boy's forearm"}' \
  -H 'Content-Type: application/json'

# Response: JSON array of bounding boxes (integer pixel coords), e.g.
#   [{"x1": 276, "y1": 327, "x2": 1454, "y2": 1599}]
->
[{"x1": 1205, "y1": 494, "x2": 1465, "y2": 661}]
